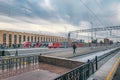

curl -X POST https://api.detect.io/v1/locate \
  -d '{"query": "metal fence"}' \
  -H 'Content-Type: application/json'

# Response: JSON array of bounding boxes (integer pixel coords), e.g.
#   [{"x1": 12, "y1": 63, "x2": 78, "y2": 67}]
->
[
  {"x1": 0, "y1": 55, "x2": 39, "y2": 71},
  {"x1": 54, "y1": 58, "x2": 96, "y2": 80},
  {"x1": 54, "y1": 48, "x2": 120, "y2": 80},
  {"x1": 0, "y1": 48, "x2": 119, "y2": 80}
]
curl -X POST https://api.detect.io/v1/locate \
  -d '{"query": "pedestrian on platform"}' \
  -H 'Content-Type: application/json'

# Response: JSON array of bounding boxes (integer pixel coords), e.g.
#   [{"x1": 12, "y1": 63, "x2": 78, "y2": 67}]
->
[{"x1": 73, "y1": 44, "x2": 77, "y2": 54}]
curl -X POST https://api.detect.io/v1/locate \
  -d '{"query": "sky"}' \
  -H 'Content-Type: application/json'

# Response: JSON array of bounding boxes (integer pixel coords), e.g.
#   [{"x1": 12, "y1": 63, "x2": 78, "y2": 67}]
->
[{"x1": 0, "y1": 0, "x2": 120, "y2": 41}]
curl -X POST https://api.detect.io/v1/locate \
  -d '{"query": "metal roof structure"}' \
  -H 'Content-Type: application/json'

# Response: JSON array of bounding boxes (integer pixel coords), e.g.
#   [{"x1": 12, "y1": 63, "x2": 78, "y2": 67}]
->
[{"x1": 69, "y1": 26, "x2": 120, "y2": 33}]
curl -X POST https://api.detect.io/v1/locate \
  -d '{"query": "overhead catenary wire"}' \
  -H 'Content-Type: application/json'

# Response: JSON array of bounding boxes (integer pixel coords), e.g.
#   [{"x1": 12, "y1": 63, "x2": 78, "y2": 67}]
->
[
  {"x1": 94, "y1": 0, "x2": 120, "y2": 40},
  {"x1": 93, "y1": 0, "x2": 110, "y2": 39},
  {"x1": 79, "y1": 0, "x2": 105, "y2": 27},
  {"x1": 78, "y1": 0, "x2": 117, "y2": 41},
  {"x1": 94, "y1": 0, "x2": 114, "y2": 26}
]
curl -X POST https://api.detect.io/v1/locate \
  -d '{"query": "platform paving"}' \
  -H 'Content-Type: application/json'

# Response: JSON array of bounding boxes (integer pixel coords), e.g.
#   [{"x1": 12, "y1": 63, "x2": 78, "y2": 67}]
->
[
  {"x1": 113, "y1": 63, "x2": 120, "y2": 80},
  {"x1": 1, "y1": 46, "x2": 119, "y2": 80},
  {"x1": 87, "y1": 51, "x2": 120, "y2": 80},
  {"x1": 46, "y1": 46, "x2": 117, "y2": 58}
]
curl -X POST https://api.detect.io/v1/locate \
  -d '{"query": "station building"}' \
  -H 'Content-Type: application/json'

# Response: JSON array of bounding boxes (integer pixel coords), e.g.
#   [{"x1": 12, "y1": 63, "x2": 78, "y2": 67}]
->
[{"x1": 0, "y1": 30, "x2": 74, "y2": 47}]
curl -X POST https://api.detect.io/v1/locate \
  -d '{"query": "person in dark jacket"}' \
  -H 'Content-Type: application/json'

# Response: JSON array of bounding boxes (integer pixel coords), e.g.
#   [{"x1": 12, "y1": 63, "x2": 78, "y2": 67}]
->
[{"x1": 73, "y1": 44, "x2": 77, "y2": 54}]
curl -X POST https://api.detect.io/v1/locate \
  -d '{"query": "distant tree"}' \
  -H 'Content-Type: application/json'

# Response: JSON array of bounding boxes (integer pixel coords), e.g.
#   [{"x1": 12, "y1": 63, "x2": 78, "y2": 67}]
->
[
  {"x1": 100, "y1": 40, "x2": 103, "y2": 46},
  {"x1": 110, "y1": 40, "x2": 113, "y2": 45},
  {"x1": 92, "y1": 39, "x2": 97, "y2": 44}
]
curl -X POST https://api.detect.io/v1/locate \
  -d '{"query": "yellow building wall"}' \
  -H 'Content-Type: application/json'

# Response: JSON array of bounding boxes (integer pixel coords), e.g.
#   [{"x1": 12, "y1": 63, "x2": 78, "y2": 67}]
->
[
  {"x1": 0, "y1": 30, "x2": 71, "y2": 45},
  {"x1": 0, "y1": 30, "x2": 3, "y2": 44}
]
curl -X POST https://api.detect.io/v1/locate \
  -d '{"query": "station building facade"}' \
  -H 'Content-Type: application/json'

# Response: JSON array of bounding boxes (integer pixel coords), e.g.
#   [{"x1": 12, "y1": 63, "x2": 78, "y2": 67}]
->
[{"x1": 0, "y1": 30, "x2": 74, "y2": 47}]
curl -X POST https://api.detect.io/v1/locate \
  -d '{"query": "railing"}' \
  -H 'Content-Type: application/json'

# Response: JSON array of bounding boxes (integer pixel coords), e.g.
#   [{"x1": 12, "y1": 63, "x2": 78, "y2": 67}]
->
[
  {"x1": 0, "y1": 47, "x2": 119, "y2": 80},
  {"x1": 54, "y1": 60, "x2": 94, "y2": 80},
  {"x1": 0, "y1": 55, "x2": 39, "y2": 71},
  {"x1": 54, "y1": 48, "x2": 120, "y2": 80},
  {"x1": 97, "y1": 48, "x2": 119, "y2": 62}
]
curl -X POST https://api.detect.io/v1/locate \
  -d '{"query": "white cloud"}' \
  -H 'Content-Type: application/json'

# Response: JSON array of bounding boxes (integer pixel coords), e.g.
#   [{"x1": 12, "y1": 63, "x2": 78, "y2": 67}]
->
[
  {"x1": 115, "y1": 5, "x2": 120, "y2": 21},
  {"x1": 0, "y1": 15, "x2": 78, "y2": 36},
  {"x1": 108, "y1": 2, "x2": 120, "y2": 24},
  {"x1": 40, "y1": 0, "x2": 55, "y2": 11},
  {"x1": 79, "y1": 21, "x2": 91, "y2": 29},
  {"x1": 64, "y1": 14, "x2": 70, "y2": 19},
  {"x1": 0, "y1": 0, "x2": 120, "y2": 41},
  {"x1": 0, "y1": 0, "x2": 14, "y2": 4},
  {"x1": 95, "y1": 0, "x2": 103, "y2": 3}
]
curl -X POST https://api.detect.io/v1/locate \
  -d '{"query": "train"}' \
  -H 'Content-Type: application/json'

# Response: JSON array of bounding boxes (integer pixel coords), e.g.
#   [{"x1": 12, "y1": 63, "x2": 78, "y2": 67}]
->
[
  {"x1": 23, "y1": 41, "x2": 41, "y2": 48},
  {"x1": 22, "y1": 41, "x2": 84, "y2": 48},
  {"x1": 70, "y1": 41, "x2": 83, "y2": 47}
]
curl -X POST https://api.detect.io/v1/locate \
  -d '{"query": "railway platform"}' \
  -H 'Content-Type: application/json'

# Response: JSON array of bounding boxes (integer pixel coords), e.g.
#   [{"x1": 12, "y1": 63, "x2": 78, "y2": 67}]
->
[
  {"x1": 0, "y1": 46, "x2": 120, "y2": 80},
  {"x1": 46, "y1": 46, "x2": 118, "y2": 58},
  {"x1": 87, "y1": 51, "x2": 120, "y2": 80}
]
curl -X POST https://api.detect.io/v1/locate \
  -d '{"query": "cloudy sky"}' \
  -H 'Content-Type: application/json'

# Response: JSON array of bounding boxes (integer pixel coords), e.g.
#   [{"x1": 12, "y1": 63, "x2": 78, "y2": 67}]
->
[{"x1": 0, "y1": 0, "x2": 120, "y2": 41}]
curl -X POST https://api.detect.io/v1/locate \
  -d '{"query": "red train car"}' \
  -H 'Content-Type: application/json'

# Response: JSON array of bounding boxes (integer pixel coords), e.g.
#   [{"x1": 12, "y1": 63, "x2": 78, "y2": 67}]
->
[
  {"x1": 23, "y1": 42, "x2": 41, "y2": 48},
  {"x1": 23, "y1": 41, "x2": 31, "y2": 48},
  {"x1": 70, "y1": 41, "x2": 83, "y2": 47},
  {"x1": 48, "y1": 42, "x2": 60, "y2": 48},
  {"x1": 34, "y1": 42, "x2": 41, "y2": 48}
]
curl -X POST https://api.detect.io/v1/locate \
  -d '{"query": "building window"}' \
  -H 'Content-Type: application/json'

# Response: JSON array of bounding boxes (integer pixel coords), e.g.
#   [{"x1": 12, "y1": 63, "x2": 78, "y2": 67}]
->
[
  {"x1": 19, "y1": 35, "x2": 21, "y2": 44},
  {"x1": 49, "y1": 38, "x2": 51, "y2": 42},
  {"x1": 34, "y1": 36, "x2": 36, "y2": 42},
  {"x1": 48, "y1": 38, "x2": 50, "y2": 42},
  {"x1": 44, "y1": 38, "x2": 48, "y2": 42},
  {"x1": 31, "y1": 36, "x2": 33, "y2": 42},
  {"x1": 38, "y1": 37, "x2": 39, "y2": 42},
  {"x1": 48, "y1": 38, "x2": 49, "y2": 42},
  {"x1": 27, "y1": 36, "x2": 30, "y2": 41},
  {"x1": 3, "y1": 34, "x2": 6, "y2": 44},
  {"x1": 53, "y1": 38, "x2": 54, "y2": 42},
  {"x1": 51, "y1": 38, "x2": 52, "y2": 42},
  {"x1": 9, "y1": 34, "x2": 12, "y2": 45},
  {"x1": 56, "y1": 39, "x2": 58, "y2": 42},
  {"x1": 23, "y1": 35, "x2": 26, "y2": 42},
  {"x1": 14, "y1": 35, "x2": 17, "y2": 44},
  {"x1": 41, "y1": 37, "x2": 42, "y2": 42},
  {"x1": 50, "y1": 38, "x2": 52, "y2": 42}
]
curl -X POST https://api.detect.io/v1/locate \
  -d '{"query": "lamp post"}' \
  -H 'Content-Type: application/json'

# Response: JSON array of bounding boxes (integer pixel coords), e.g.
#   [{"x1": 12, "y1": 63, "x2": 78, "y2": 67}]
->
[
  {"x1": 64, "y1": 26, "x2": 67, "y2": 48},
  {"x1": 91, "y1": 22, "x2": 93, "y2": 49}
]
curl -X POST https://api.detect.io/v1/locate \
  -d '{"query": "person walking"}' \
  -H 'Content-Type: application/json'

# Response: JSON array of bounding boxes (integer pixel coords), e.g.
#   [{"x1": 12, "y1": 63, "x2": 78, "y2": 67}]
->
[{"x1": 73, "y1": 44, "x2": 77, "y2": 54}]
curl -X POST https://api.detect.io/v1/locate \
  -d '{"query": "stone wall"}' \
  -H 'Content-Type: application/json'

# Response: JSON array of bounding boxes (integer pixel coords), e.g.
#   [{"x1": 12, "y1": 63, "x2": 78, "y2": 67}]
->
[{"x1": 39, "y1": 55, "x2": 84, "y2": 69}]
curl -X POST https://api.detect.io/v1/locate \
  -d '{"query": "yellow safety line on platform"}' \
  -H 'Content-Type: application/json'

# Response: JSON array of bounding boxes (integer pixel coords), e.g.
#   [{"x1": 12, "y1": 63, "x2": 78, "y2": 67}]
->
[{"x1": 105, "y1": 57, "x2": 120, "y2": 80}]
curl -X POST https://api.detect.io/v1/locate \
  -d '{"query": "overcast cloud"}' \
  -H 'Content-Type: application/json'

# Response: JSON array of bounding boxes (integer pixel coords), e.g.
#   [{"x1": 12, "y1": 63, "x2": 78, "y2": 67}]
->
[{"x1": 0, "y1": 0, "x2": 120, "y2": 41}]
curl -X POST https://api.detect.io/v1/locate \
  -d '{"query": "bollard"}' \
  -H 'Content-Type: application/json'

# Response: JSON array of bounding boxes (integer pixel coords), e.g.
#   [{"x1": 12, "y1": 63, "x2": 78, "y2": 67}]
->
[
  {"x1": 15, "y1": 58, "x2": 18, "y2": 69},
  {"x1": 87, "y1": 59, "x2": 90, "y2": 77},
  {"x1": 95, "y1": 56, "x2": 98, "y2": 70},
  {"x1": 23, "y1": 57, "x2": 25, "y2": 67},
  {"x1": 2, "y1": 60, "x2": 4, "y2": 71},
  {"x1": 2, "y1": 50, "x2": 5, "y2": 56},
  {"x1": 39, "y1": 53, "x2": 42, "y2": 62},
  {"x1": 15, "y1": 50, "x2": 18, "y2": 56},
  {"x1": 91, "y1": 62, "x2": 94, "y2": 73}
]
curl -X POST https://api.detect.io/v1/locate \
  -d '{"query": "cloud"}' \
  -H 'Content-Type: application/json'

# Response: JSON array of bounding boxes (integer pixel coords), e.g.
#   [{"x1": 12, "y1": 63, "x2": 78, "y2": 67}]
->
[
  {"x1": 107, "y1": 1, "x2": 120, "y2": 25},
  {"x1": 0, "y1": 15, "x2": 78, "y2": 35},
  {"x1": 79, "y1": 21, "x2": 91, "y2": 29},
  {"x1": 0, "y1": 0, "x2": 120, "y2": 40},
  {"x1": 40, "y1": 0, "x2": 55, "y2": 11}
]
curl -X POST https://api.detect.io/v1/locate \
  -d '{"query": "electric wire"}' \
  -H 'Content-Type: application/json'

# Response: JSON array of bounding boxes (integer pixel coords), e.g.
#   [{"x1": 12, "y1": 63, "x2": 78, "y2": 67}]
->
[
  {"x1": 79, "y1": 0, "x2": 105, "y2": 26},
  {"x1": 94, "y1": 0, "x2": 114, "y2": 26}
]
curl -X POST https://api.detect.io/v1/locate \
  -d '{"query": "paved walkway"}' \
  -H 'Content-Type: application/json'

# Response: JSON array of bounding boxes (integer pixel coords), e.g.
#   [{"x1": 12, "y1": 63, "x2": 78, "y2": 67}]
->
[
  {"x1": 1, "y1": 46, "x2": 119, "y2": 80},
  {"x1": 87, "y1": 51, "x2": 120, "y2": 80},
  {"x1": 46, "y1": 46, "x2": 117, "y2": 58},
  {"x1": 113, "y1": 63, "x2": 120, "y2": 80}
]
